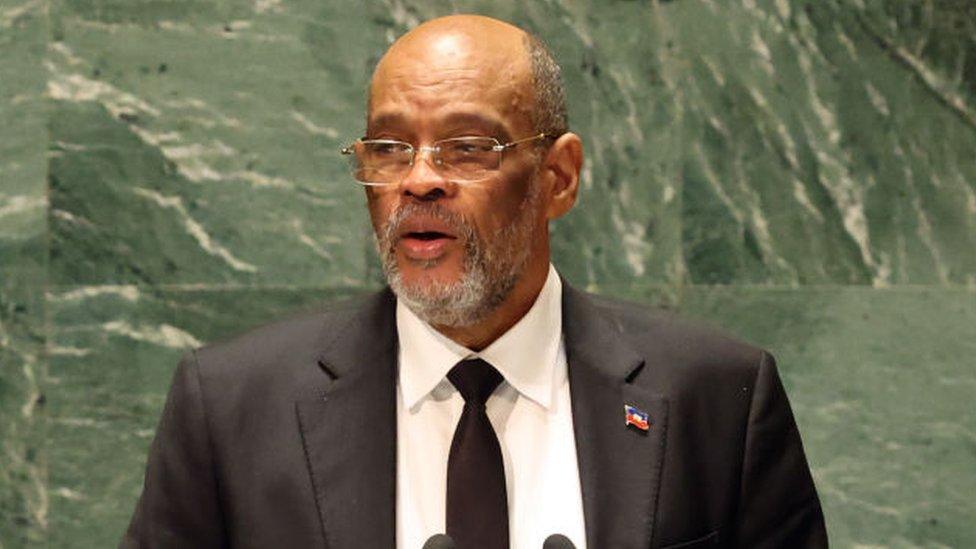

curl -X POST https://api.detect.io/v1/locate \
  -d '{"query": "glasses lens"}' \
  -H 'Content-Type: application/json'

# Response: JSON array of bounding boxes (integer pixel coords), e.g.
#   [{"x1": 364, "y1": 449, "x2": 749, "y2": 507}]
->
[
  {"x1": 348, "y1": 140, "x2": 412, "y2": 184},
  {"x1": 435, "y1": 137, "x2": 500, "y2": 180}
]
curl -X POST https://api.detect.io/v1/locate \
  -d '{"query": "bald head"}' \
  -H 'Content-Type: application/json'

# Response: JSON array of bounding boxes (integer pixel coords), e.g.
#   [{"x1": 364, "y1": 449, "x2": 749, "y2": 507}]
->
[
  {"x1": 378, "y1": 15, "x2": 528, "y2": 67},
  {"x1": 368, "y1": 15, "x2": 567, "y2": 138}
]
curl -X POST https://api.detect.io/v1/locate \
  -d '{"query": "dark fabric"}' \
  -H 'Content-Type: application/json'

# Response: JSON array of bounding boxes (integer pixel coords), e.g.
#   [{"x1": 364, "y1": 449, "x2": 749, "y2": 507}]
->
[
  {"x1": 445, "y1": 359, "x2": 508, "y2": 549},
  {"x1": 121, "y1": 284, "x2": 828, "y2": 549}
]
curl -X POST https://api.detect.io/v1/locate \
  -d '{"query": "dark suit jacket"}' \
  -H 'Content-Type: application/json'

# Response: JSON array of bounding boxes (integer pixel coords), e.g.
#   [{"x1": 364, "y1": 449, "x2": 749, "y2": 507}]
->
[{"x1": 121, "y1": 284, "x2": 827, "y2": 549}]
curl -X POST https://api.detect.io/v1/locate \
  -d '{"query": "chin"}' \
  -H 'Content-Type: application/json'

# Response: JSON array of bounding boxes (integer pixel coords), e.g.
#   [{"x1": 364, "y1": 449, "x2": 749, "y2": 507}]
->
[
  {"x1": 387, "y1": 260, "x2": 507, "y2": 328},
  {"x1": 396, "y1": 262, "x2": 471, "y2": 306},
  {"x1": 397, "y1": 252, "x2": 464, "y2": 282}
]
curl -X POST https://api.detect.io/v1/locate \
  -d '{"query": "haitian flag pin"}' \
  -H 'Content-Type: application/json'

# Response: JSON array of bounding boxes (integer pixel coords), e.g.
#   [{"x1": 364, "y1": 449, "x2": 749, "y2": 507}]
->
[{"x1": 624, "y1": 404, "x2": 650, "y2": 431}]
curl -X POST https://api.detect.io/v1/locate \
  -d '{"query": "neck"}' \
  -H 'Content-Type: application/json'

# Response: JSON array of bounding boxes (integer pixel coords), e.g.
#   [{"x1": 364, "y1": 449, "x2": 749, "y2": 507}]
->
[{"x1": 434, "y1": 258, "x2": 551, "y2": 351}]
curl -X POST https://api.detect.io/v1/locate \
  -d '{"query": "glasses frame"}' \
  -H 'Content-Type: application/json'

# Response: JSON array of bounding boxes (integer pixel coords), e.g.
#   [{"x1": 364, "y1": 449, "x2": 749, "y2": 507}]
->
[{"x1": 340, "y1": 133, "x2": 554, "y2": 186}]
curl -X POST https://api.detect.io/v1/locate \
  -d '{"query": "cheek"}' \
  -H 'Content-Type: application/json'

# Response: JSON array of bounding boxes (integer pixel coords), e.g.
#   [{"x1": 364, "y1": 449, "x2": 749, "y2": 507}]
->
[
  {"x1": 492, "y1": 164, "x2": 539, "y2": 216},
  {"x1": 365, "y1": 188, "x2": 396, "y2": 231},
  {"x1": 475, "y1": 193, "x2": 522, "y2": 236}
]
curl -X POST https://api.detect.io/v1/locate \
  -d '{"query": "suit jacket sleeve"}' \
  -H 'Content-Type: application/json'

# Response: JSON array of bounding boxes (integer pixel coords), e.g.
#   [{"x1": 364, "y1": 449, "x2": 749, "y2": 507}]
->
[
  {"x1": 120, "y1": 352, "x2": 228, "y2": 549},
  {"x1": 732, "y1": 351, "x2": 828, "y2": 548}
]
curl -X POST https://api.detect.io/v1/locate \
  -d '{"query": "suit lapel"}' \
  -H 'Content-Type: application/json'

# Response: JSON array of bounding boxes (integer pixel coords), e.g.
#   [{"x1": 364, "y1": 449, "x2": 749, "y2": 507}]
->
[
  {"x1": 563, "y1": 284, "x2": 669, "y2": 549},
  {"x1": 295, "y1": 290, "x2": 398, "y2": 548},
  {"x1": 292, "y1": 284, "x2": 669, "y2": 547}
]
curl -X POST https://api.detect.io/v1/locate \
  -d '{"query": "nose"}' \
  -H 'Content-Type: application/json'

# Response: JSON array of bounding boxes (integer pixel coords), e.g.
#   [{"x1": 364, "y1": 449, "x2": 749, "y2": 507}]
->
[{"x1": 398, "y1": 148, "x2": 454, "y2": 201}]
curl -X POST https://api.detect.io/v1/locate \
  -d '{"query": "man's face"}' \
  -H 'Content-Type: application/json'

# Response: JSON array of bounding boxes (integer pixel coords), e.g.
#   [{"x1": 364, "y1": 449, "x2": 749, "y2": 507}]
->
[{"x1": 364, "y1": 30, "x2": 548, "y2": 327}]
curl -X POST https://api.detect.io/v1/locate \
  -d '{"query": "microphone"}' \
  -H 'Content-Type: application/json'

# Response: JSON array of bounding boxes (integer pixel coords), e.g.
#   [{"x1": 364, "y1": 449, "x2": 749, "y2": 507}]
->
[
  {"x1": 422, "y1": 534, "x2": 456, "y2": 549},
  {"x1": 543, "y1": 534, "x2": 577, "y2": 549}
]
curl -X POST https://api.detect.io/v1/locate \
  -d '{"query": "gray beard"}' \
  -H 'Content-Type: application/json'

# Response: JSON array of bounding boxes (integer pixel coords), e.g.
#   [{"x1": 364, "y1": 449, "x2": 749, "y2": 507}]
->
[{"x1": 375, "y1": 185, "x2": 540, "y2": 328}]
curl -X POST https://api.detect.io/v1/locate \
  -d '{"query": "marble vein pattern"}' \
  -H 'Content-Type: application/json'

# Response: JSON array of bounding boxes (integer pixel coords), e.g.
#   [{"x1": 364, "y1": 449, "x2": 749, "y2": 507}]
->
[
  {"x1": 1, "y1": 0, "x2": 49, "y2": 545},
  {"x1": 0, "y1": 0, "x2": 974, "y2": 547},
  {"x1": 40, "y1": 0, "x2": 976, "y2": 289},
  {"x1": 672, "y1": 286, "x2": 976, "y2": 548}
]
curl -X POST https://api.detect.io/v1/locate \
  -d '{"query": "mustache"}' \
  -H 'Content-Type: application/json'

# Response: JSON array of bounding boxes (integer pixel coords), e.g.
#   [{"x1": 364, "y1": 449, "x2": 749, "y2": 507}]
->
[{"x1": 380, "y1": 202, "x2": 474, "y2": 247}]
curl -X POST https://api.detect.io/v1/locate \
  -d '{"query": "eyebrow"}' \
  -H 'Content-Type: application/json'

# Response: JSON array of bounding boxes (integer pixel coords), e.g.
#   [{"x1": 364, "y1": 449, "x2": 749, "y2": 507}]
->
[
  {"x1": 367, "y1": 111, "x2": 512, "y2": 141},
  {"x1": 366, "y1": 112, "x2": 409, "y2": 136}
]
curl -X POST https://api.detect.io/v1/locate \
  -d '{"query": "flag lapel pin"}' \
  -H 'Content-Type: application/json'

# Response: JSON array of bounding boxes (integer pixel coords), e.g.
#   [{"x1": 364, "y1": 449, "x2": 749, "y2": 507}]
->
[{"x1": 624, "y1": 404, "x2": 650, "y2": 431}]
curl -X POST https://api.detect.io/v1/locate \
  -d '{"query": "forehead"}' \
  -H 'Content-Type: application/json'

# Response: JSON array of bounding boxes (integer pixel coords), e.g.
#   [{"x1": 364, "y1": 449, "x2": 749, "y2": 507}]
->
[{"x1": 368, "y1": 32, "x2": 533, "y2": 136}]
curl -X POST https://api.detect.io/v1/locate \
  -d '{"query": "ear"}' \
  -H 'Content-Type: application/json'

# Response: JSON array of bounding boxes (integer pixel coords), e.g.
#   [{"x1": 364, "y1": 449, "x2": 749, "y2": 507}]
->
[{"x1": 542, "y1": 132, "x2": 583, "y2": 220}]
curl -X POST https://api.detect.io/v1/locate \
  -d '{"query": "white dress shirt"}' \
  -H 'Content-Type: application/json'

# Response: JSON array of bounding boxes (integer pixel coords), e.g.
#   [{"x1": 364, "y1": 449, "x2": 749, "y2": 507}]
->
[{"x1": 396, "y1": 264, "x2": 587, "y2": 549}]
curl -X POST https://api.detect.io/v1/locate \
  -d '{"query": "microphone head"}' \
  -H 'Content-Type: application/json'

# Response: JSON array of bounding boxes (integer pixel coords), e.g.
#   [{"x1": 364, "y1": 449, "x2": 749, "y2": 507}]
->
[
  {"x1": 543, "y1": 533, "x2": 577, "y2": 549},
  {"x1": 422, "y1": 534, "x2": 457, "y2": 549}
]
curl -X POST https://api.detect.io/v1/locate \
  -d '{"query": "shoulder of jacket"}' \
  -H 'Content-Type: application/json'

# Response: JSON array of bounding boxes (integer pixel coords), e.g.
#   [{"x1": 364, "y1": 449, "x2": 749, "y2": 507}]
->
[
  {"x1": 575, "y1": 289, "x2": 767, "y2": 374},
  {"x1": 190, "y1": 288, "x2": 392, "y2": 376}
]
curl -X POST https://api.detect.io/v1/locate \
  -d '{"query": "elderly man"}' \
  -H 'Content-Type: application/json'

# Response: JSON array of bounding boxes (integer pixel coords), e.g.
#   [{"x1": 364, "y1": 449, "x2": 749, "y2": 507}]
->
[{"x1": 122, "y1": 14, "x2": 827, "y2": 549}]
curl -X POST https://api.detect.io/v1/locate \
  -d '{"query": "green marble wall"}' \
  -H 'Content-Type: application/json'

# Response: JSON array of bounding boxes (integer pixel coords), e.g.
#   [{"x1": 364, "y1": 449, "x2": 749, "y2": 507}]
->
[{"x1": 1, "y1": 0, "x2": 974, "y2": 546}]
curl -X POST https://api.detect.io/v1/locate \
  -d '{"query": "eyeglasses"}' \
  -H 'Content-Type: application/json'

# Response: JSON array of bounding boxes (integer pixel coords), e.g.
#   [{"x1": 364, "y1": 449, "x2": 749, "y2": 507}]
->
[{"x1": 340, "y1": 133, "x2": 552, "y2": 186}]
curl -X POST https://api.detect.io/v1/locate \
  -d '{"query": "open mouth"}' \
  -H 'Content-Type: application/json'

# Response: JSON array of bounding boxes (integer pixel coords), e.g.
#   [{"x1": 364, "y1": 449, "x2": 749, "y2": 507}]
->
[
  {"x1": 398, "y1": 228, "x2": 457, "y2": 260},
  {"x1": 405, "y1": 231, "x2": 453, "y2": 241},
  {"x1": 392, "y1": 212, "x2": 461, "y2": 260}
]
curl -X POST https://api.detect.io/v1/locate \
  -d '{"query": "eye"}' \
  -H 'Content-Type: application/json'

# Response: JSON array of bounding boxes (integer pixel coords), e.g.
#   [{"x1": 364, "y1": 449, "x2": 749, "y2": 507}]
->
[
  {"x1": 445, "y1": 139, "x2": 495, "y2": 155},
  {"x1": 368, "y1": 141, "x2": 409, "y2": 156}
]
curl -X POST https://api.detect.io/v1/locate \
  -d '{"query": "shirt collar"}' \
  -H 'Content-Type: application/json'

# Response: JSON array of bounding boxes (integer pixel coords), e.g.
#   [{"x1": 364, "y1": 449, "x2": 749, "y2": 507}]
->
[{"x1": 397, "y1": 264, "x2": 563, "y2": 411}]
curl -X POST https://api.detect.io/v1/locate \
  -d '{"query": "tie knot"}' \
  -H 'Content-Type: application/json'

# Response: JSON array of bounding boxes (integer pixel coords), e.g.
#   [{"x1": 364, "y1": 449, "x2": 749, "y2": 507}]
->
[{"x1": 448, "y1": 358, "x2": 503, "y2": 406}]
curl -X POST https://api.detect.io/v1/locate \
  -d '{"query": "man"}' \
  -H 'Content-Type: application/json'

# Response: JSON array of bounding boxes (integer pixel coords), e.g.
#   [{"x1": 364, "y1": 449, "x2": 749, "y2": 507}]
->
[{"x1": 122, "y1": 15, "x2": 827, "y2": 549}]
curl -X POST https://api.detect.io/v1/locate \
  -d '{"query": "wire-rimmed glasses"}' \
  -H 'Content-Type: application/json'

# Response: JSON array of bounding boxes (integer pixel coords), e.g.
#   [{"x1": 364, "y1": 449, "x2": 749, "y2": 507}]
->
[{"x1": 340, "y1": 133, "x2": 552, "y2": 186}]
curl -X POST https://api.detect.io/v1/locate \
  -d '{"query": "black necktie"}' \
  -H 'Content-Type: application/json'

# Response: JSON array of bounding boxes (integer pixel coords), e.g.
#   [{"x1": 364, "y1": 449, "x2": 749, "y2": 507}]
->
[{"x1": 446, "y1": 358, "x2": 508, "y2": 549}]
